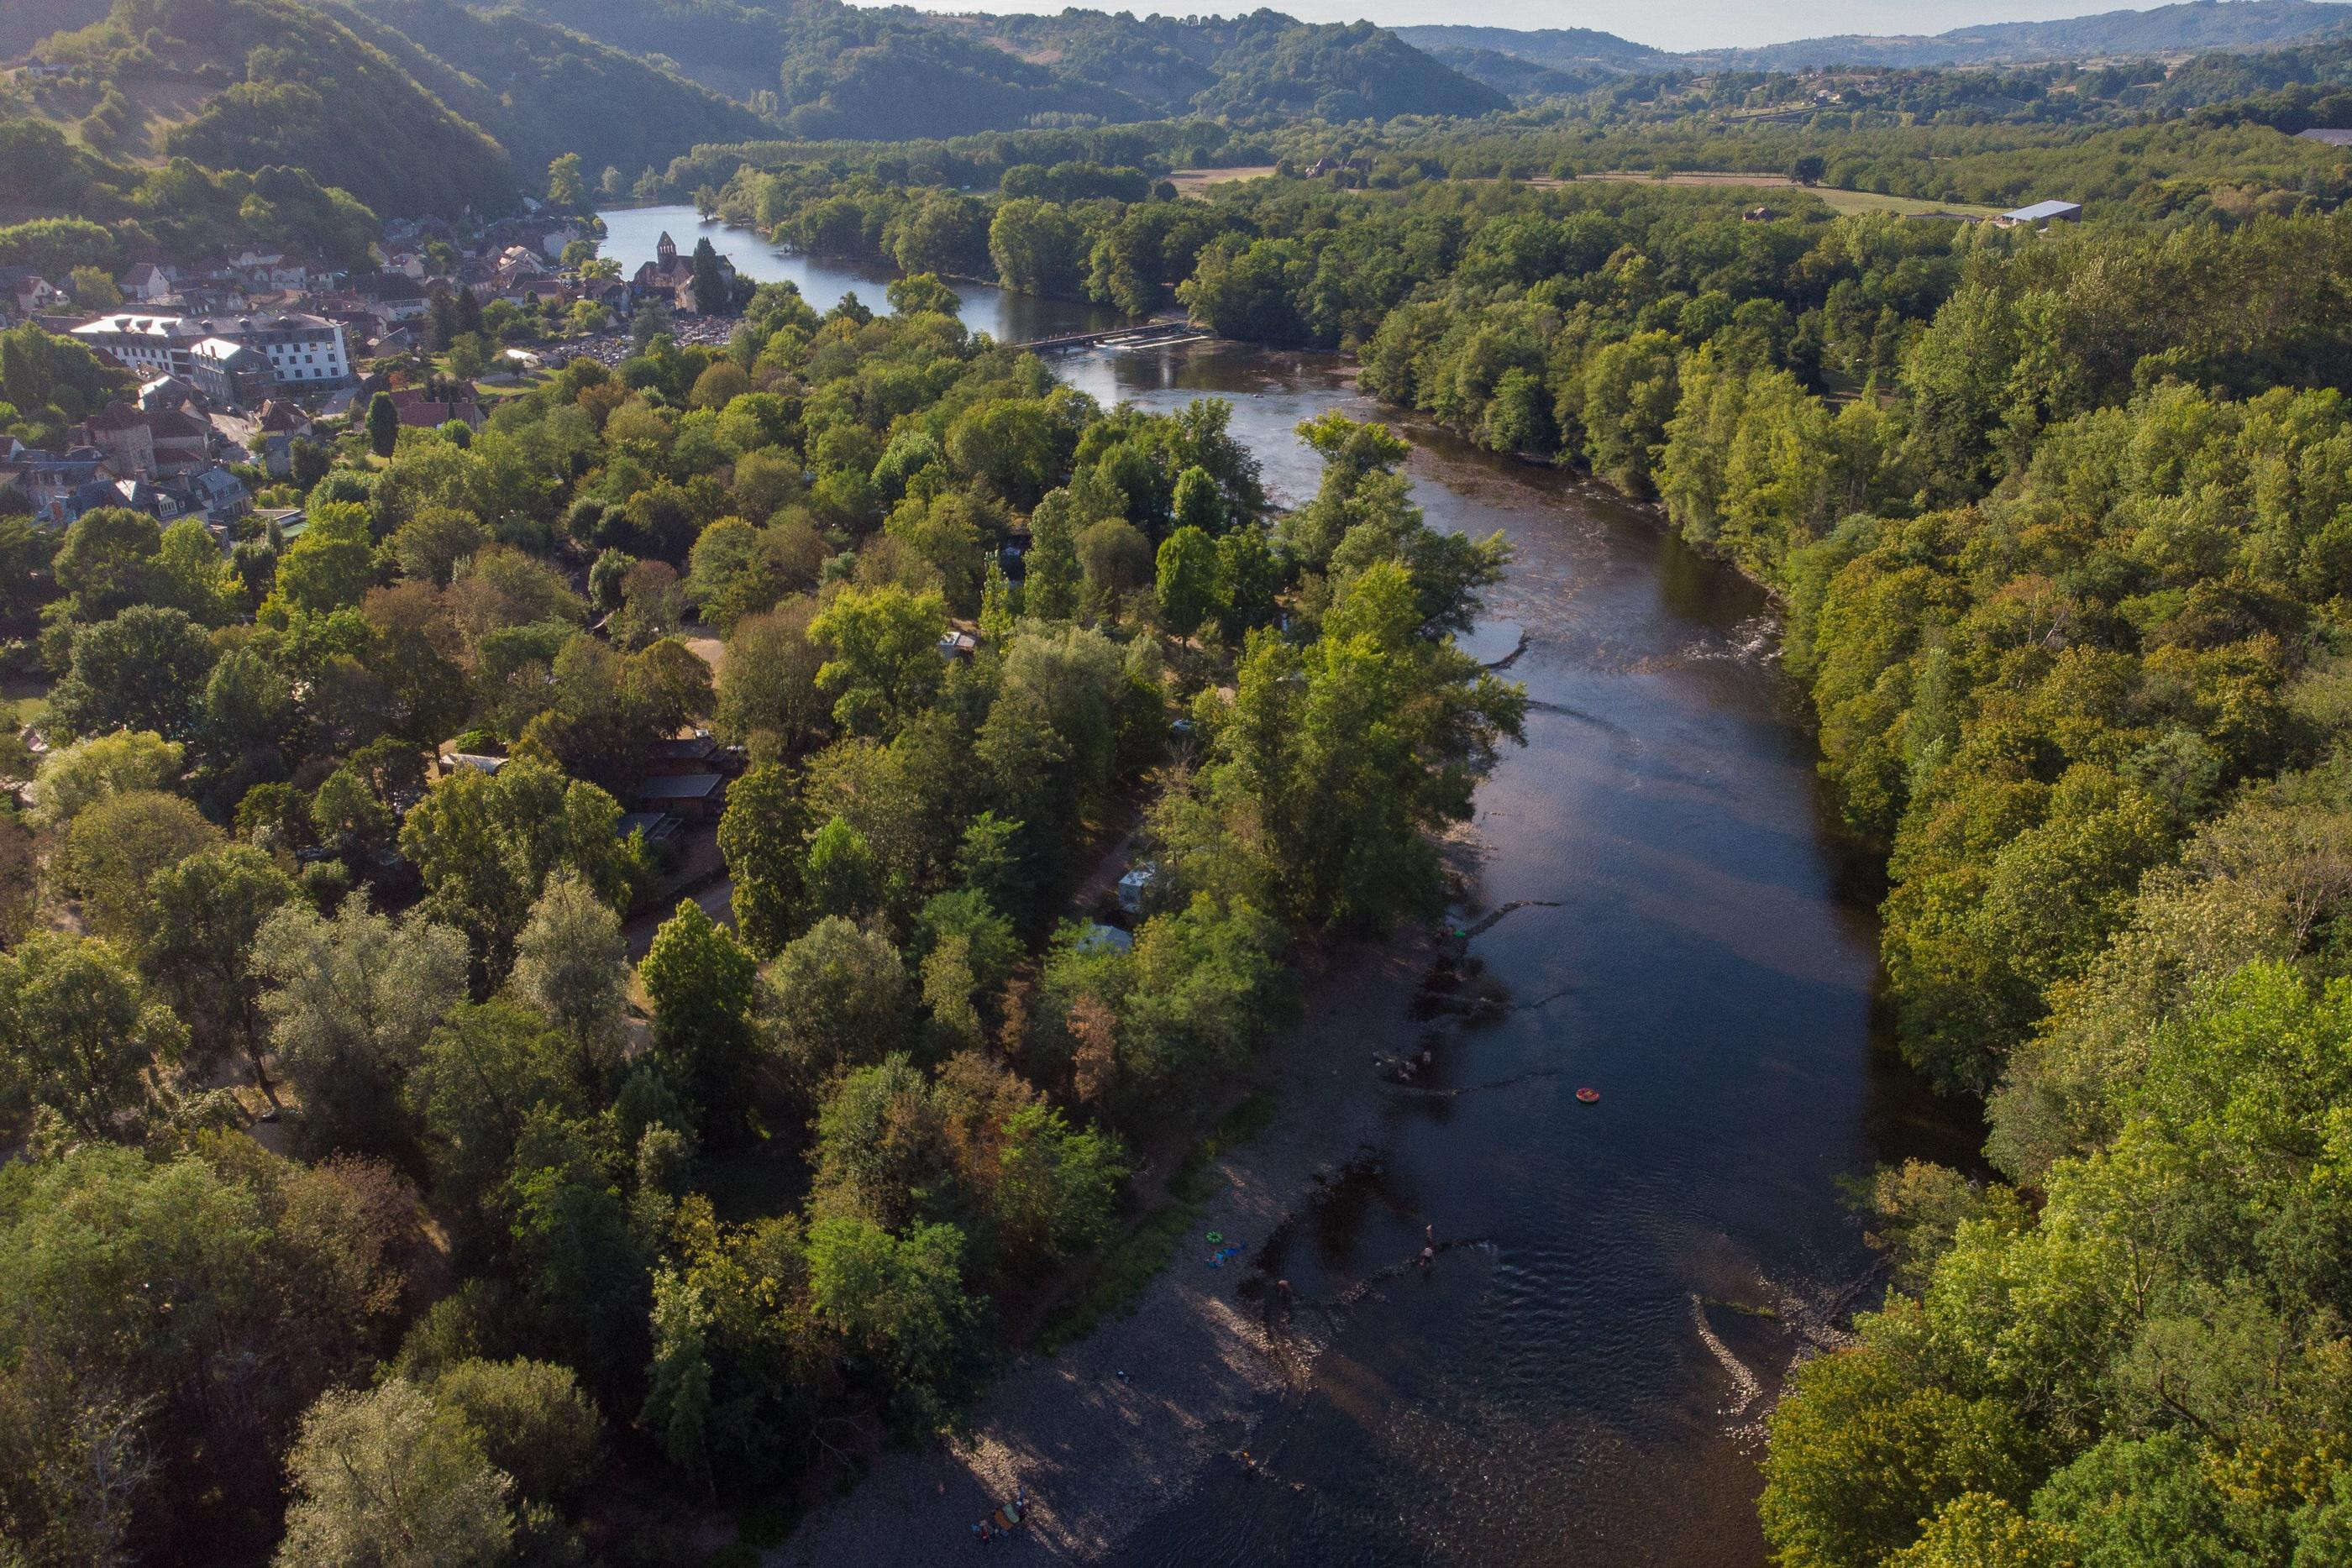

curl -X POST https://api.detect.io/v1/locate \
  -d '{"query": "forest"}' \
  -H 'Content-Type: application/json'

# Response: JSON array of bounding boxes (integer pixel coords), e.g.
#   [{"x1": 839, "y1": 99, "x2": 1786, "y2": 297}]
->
[
  {"x1": 0, "y1": 256, "x2": 1520, "y2": 1561},
  {"x1": 13, "y1": 0, "x2": 2352, "y2": 1555}
]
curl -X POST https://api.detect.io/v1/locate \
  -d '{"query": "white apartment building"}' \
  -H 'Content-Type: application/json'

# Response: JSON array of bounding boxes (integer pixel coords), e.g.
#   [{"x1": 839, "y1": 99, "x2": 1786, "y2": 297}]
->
[{"x1": 68, "y1": 312, "x2": 354, "y2": 391}]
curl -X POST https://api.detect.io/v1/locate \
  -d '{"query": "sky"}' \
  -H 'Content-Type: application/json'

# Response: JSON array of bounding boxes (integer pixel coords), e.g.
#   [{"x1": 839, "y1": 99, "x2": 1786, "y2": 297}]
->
[{"x1": 894, "y1": 0, "x2": 2278, "y2": 55}]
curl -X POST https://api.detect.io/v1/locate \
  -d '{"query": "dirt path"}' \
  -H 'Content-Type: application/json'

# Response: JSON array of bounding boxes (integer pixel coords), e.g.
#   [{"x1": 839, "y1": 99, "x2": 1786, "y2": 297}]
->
[{"x1": 770, "y1": 931, "x2": 1436, "y2": 1565}]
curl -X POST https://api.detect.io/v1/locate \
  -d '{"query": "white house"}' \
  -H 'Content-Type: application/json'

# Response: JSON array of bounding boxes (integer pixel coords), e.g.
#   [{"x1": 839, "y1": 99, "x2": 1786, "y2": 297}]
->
[{"x1": 120, "y1": 262, "x2": 173, "y2": 303}]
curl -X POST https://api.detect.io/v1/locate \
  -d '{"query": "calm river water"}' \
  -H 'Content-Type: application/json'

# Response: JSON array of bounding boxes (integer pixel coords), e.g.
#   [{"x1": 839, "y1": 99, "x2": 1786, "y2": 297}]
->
[
  {"x1": 598, "y1": 212, "x2": 1976, "y2": 1563},
  {"x1": 1060, "y1": 342, "x2": 1977, "y2": 1566},
  {"x1": 596, "y1": 206, "x2": 1131, "y2": 343}
]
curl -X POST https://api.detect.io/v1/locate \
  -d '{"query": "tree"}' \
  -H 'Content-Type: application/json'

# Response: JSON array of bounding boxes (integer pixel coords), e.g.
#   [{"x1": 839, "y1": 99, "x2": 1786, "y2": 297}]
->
[
  {"x1": 63, "y1": 789, "x2": 221, "y2": 941},
  {"x1": 398, "y1": 758, "x2": 628, "y2": 983},
  {"x1": 0, "y1": 1146, "x2": 408, "y2": 1561},
  {"x1": 391, "y1": 506, "x2": 488, "y2": 588},
  {"x1": 690, "y1": 238, "x2": 727, "y2": 317},
  {"x1": 46, "y1": 606, "x2": 218, "y2": 742},
  {"x1": 1890, "y1": 1495, "x2": 2072, "y2": 1568},
  {"x1": 407, "y1": 1001, "x2": 585, "y2": 1228},
  {"x1": 1761, "y1": 1336, "x2": 2050, "y2": 1568},
  {"x1": 886, "y1": 272, "x2": 960, "y2": 317},
  {"x1": 274, "y1": 1380, "x2": 513, "y2": 1568},
  {"x1": 509, "y1": 873, "x2": 627, "y2": 1082},
  {"x1": 1022, "y1": 490, "x2": 1082, "y2": 621},
  {"x1": 1155, "y1": 524, "x2": 1221, "y2": 635},
  {"x1": 136, "y1": 843, "x2": 296, "y2": 1083},
  {"x1": 642, "y1": 1266, "x2": 715, "y2": 1484},
  {"x1": 1790, "y1": 154, "x2": 1829, "y2": 186},
  {"x1": 0, "y1": 933, "x2": 184, "y2": 1143},
  {"x1": 989, "y1": 198, "x2": 1085, "y2": 299},
  {"x1": 546, "y1": 153, "x2": 585, "y2": 211},
  {"x1": 368, "y1": 392, "x2": 400, "y2": 459},
  {"x1": 638, "y1": 900, "x2": 759, "y2": 1122},
  {"x1": 717, "y1": 600, "x2": 830, "y2": 750},
  {"x1": 52, "y1": 508, "x2": 166, "y2": 622},
  {"x1": 761, "y1": 915, "x2": 909, "y2": 1087},
  {"x1": 808, "y1": 585, "x2": 949, "y2": 736},
  {"x1": 271, "y1": 503, "x2": 378, "y2": 618},
  {"x1": 251, "y1": 895, "x2": 470, "y2": 1158},
  {"x1": 719, "y1": 763, "x2": 809, "y2": 958},
  {"x1": 26, "y1": 728, "x2": 182, "y2": 829},
  {"x1": 431, "y1": 1358, "x2": 600, "y2": 1507},
  {"x1": 803, "y1": 816, "x2": 881, "y2": 924},
  {"x1": 805, "y1": 1213, "x2": 977, "y2": 1430},
  {"x1": 1172, "y1": 464, "x2": 1225, "y2": 536},
  {"x1": 1077, "y1": 517, "x2": 1152, "y2": 619}
]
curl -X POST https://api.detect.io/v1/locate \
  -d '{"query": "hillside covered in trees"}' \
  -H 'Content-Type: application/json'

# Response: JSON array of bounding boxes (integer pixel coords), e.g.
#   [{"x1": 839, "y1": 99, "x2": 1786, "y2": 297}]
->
[
  {"x1": 498, "y1": 0, "x2": 1505, "y2": 138},
  {"x1": 20, "y1": 0, "x2": 518, "y2": 217},
  {"x1": 3, "y1": 0, "x2": 782, "y2": 218}
]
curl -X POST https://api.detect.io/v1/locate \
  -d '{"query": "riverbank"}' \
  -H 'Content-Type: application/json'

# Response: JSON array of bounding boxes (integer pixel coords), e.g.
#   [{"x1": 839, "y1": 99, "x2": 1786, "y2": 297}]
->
[{"x1": 773, "y1": 923, "x2": 1454, "y2": 1565}]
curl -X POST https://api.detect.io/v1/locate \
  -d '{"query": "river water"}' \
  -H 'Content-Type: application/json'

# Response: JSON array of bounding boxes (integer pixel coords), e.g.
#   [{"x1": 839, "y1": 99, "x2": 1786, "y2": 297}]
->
[
  {"x1": 596, "y1": 214, "x2": 1977, "y2": 1563},
  {"x1": 596, "y1": 206, "x2": 1131, "y2": 343},
  {"x1": 1056, "y1": 342, "x2": 1977, "y2": 1566}
]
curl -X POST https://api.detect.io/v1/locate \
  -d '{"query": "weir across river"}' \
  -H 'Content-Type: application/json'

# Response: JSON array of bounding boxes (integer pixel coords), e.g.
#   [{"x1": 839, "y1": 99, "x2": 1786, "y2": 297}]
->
[{"x1": 1003, "y1": 318, "x2": 1207, "y2": 353}]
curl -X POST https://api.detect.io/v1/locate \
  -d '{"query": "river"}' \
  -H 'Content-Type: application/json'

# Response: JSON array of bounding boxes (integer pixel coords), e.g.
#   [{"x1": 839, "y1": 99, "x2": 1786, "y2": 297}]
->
[
  {"x1": 1056, "y1": 342, "x2": 1977, "y2": 1566},
  {"x1": 596, "y1": 205, "x2": 1131, "y2": 343},
  {"x1": 597, "y1": 210, "x2": 1977, "y2": 1562}
]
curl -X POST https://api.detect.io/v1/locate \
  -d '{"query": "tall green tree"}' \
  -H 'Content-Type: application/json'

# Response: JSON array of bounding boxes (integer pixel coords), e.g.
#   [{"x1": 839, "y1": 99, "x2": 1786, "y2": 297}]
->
[
  {"x1": 274, "y1": 1380, "x2": 513, "y2": 1568},
  {"x1": 0, "y1": 933, "x2": 184, "y2": 1143}
]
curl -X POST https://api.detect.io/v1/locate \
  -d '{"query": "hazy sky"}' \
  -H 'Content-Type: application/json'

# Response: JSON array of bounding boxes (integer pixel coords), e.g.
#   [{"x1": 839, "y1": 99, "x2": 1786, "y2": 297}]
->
[{"x1": 896, "y1": 0, "x2": 2245, "y2": 55}]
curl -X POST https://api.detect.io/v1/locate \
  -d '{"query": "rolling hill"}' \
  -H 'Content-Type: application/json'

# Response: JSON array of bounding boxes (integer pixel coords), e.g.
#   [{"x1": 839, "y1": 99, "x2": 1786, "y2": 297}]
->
[
  {"x1": 505, "y1": 0, "x2": 1509, "y2": 137},
  {"x1": 1403, "y1": 0, "x2": 2352, "y2": 85},
  {"x1": 1691, "y1": 0, "x2": 2352, "y2": 70}
]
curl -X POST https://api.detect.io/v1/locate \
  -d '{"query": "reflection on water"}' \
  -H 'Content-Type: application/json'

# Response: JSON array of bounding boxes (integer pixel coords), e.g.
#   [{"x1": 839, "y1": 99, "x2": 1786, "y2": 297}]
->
[
  {"x1": 1056, "y1": 341, "x2": 1978, "y2": 1566},
  {"x1": 594, "y1": 205, "x2": 1131, "y2": 344}
]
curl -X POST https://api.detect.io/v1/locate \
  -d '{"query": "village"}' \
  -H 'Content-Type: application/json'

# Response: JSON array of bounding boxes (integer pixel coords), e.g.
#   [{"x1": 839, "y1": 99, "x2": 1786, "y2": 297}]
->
[{"x1": 0, "y1": 208, "x2": 741, "y2": 539}]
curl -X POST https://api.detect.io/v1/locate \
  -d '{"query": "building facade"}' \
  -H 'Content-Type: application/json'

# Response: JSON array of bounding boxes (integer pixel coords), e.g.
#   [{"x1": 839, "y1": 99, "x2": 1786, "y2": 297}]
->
[{"x1": 69, "y1": 312, "x2": 354, "y2": 392}]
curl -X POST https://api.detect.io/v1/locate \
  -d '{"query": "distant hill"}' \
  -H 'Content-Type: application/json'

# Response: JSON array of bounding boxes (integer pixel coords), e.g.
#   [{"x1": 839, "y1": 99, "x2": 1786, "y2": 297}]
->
[
  {"x1": 1404, "y1": 0, "x2": 2352, "y2": 89},
  {"x1": 1391, "y1": 24, "x2": 1677, "y2": 74},
  {"x1": 967, "y1": 11, "x2": 1510, "y2": 123},
  {"x1": 332, "y1": 0, "x2": 774, "y2": 179},
  {"x1": 506, "y1": 0, "x2": 1508, "y2": 137},
  {"x1": 1418, "y1": 45, "x2": 1627, "y2": 101},
  {"x1": 1693, "y1": 0, "x2": 2352, "y2": 70}
]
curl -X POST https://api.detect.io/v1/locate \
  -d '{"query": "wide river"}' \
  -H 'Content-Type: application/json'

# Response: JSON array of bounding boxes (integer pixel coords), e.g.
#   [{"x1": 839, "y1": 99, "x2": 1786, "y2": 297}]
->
[{"x1": 607, "y1": 209, "x2": 1978, "y2": 1565}]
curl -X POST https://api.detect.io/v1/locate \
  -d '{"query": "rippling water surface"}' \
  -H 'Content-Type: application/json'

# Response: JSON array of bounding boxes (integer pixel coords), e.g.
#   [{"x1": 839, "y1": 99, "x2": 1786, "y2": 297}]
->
[{"x1": 1058, "y1": 343, "x2": 1979, "y2": 1567}]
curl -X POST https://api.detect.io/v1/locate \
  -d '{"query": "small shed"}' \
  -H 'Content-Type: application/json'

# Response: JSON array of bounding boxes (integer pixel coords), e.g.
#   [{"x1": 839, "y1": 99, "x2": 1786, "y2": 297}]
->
[
  {"x1": 649, "y1": 732, "x2": 721, "y2": 772},
  {"x1": 617, "y1": 811, "x2": 684, "y2": 847},
  {"x1": 440, "y1": 752, "x2": 507, "y2": 775},
  {"x1": 1116, "y1": 865, "x2": 1158, "y2": 917},
  {"x1": 1996, "y1": 200, "x2": 2082, "y2": 228},
  {"x1": 937, "y1": 629, "x2": 979, "y2": 661},
  {"x1": 634, "y1": 773, "x2": 727, "y2": 820},
  {"x1": 1074, "y1": 922, "x2": 1133, "y2": 956}
]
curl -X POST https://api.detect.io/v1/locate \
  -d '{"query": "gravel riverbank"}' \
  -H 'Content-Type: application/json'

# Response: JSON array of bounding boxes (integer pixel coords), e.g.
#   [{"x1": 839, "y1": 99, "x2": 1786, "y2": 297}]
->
[{"x1": 771, "y1": 928, "x2": 1443, "y2": 1565}]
